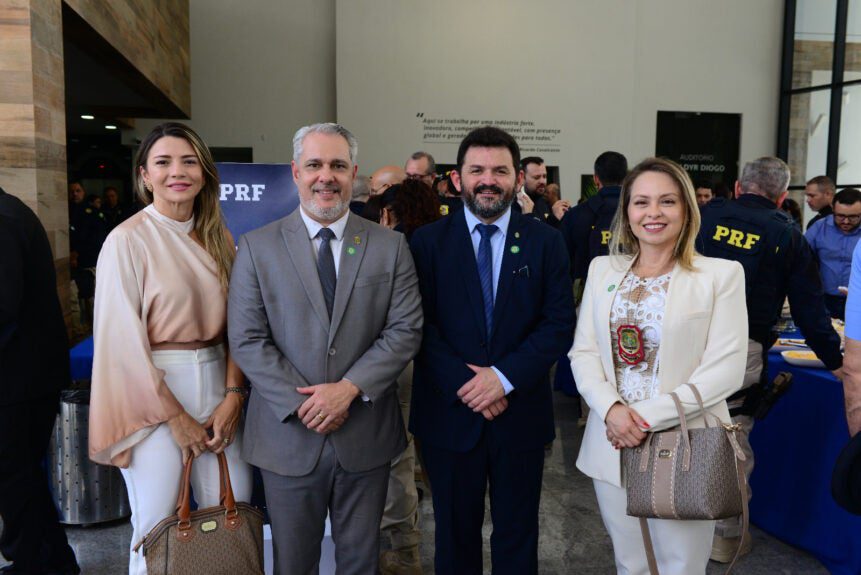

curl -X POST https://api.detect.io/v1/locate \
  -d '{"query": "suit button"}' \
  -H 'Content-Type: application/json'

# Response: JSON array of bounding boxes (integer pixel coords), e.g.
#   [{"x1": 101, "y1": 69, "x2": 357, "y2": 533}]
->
[{"x1": 328, "y1": 347, "x2": 336, "y2": 356}]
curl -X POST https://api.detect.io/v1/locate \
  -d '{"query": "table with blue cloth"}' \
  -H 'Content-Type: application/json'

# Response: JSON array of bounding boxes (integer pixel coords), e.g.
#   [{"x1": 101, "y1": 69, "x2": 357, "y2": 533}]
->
[
  {"x1": 749, "y1": 345, "x2": 861, "y2": 574},
  {"x1": 69, "y1": 336, "x2": 94, "y2": 380}
]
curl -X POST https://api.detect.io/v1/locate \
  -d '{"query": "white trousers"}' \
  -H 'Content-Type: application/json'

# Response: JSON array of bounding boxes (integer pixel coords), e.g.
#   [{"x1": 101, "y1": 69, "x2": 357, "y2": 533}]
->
[
  {"x1": 593, "y1": 479, "x2": 714, "y2": 575},
  {"x1": 120, "y1": 345, "x2": 252, "y2": 575}
]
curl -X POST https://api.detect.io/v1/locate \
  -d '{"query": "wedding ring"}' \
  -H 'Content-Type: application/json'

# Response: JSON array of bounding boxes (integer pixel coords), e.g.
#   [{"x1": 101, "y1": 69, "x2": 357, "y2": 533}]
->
[{"x1": 317, "y1": 412, "x2": 326, "y2": 420}]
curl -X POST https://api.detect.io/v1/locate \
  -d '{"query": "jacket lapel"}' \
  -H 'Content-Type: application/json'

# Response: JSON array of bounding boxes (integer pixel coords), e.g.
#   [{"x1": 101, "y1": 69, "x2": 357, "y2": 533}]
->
[
  {"x1": 491, "y1": 210, "x2": 525, "y2": 340},
  {"x1": 598, "y1": 256, "x2": 634, "y2": 381},
  {"x1": 655, "y1": 260, "x2": 684, "y2": 392},
  {"x1": 451, "y1": 210, "x2": 490, "y2": 340},
  {"x1": 281, "y1": 210, "x2": 330, "y2": 330},
  {"x1": 329, "y1": 213, "x2": 367, "y2": 343}
]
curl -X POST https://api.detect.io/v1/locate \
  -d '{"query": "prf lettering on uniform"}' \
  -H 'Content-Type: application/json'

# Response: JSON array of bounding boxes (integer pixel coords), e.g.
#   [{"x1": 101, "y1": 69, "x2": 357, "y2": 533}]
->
[
  {"x1": 601, "y1": 231, "x2": 612, "y2": 245},
  {"x1": 713, "y1": 225, "x2": 760, "y2": 249},
  {"x1": 220, "y1": 183, "x2": 265, "y2": 202}
]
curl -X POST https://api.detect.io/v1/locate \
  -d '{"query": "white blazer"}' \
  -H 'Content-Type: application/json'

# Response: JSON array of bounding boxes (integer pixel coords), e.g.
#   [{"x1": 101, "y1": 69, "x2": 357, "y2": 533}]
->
[{"x1": 570, "y1": 254, "x2": 748, "y2": 487}]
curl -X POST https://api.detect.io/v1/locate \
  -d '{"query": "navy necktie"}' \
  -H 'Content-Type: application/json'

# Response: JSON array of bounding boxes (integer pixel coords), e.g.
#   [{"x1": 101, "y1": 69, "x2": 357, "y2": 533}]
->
[
  {"x1": 316, "y1": 227, "x2": 337, "y2": 319},
  {"x1": 476, "y1": 223, "x2": 498, "y2": 336}
]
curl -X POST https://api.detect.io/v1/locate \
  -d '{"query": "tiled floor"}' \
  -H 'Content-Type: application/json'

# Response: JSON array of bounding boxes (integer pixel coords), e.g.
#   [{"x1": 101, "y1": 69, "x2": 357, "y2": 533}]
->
[{"x1": 4, "y1": 393, "x2": 828, "y2": 574}]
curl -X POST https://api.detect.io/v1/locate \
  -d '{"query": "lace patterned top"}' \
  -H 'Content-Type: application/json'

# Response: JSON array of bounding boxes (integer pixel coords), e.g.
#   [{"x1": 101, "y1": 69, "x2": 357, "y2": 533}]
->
[{"x1": 609, "y1": 271, "x2": 671, "y2": 402}]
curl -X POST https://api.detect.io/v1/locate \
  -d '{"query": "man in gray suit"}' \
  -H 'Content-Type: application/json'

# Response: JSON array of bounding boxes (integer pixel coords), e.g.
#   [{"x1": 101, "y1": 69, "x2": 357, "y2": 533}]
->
[{"x1": 228, "y1": 122, "x2": 423, "y2": 574}]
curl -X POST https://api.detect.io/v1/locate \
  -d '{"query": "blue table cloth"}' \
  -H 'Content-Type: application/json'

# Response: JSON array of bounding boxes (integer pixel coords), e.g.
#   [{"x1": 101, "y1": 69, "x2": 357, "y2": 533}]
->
[
  {"x1": 749, "y1": 348, "x2": 861, "y2": 574},
  {"x1": 69, "y1": 336, "x2": 94, "y2": 381}
]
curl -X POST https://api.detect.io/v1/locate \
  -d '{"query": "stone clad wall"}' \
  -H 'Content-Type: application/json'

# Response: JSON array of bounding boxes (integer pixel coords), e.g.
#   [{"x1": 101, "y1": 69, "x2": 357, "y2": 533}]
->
[
  {"x1": 0, "y1": 0, "x2": 189, "y2": 326},
  {"x1": 0, "y1": 0, "x2": 69, "y2": 307}
]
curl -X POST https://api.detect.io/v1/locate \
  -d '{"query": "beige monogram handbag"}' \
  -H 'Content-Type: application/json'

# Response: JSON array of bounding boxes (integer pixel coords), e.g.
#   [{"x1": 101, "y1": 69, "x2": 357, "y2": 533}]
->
[
  {"x1": 622, "y1": 383, "x2": 749, "y2": 574},
  {"x1": 133, "y1": 452, "x2": 264, "y2": 575}
]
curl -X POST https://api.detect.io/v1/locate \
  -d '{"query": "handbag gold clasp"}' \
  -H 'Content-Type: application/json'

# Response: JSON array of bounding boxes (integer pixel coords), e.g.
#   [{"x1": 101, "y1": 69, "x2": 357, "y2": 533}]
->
[
  {"x1": 722, "y1": 423, "x2": 742, "y2": 432},
  {"x1": 658, "y1": 449, "x2": 672, "y2": 458}
]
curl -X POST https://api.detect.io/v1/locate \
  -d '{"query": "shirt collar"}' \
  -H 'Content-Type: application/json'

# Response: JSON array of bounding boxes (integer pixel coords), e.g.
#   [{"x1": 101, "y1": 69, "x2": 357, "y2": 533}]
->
[
  {"x1": 299, "y1": 206, "x2": 350, "y2": 241},
  {"x1": 464, "y1": 205, "x2": 512, "y2": 237},
  {"x1": 144, "y1": 203, "x2": 195, "y2": 234}
]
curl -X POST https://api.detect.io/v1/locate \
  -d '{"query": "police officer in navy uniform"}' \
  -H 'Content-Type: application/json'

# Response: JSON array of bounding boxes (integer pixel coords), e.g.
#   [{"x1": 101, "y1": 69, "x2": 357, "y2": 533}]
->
[
  {"x1": 560, "y1": 151, "x2": 628, "y2": 294},
  {"x1": 68, "y1": 181, "x2": 106, "y2": 328},
  {"x1": 696, "y1": 157, "x2": 844, "y2": 563}
]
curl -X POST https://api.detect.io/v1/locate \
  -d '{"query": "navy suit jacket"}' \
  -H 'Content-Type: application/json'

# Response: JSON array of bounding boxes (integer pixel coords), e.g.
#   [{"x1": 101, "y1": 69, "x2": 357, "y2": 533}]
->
[{"x1": 409, "y1": 208, "x2": 575, "y2": 453}]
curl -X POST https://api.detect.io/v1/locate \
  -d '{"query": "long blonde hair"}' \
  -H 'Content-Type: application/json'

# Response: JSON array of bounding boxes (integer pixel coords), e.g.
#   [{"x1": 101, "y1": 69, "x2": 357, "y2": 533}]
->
[
  {"x1": 134, "y1": 122, "x2": 234, "y2": 289},
  {"x1": 609, "y1": 157, "x2": 700, "y2": 270}
]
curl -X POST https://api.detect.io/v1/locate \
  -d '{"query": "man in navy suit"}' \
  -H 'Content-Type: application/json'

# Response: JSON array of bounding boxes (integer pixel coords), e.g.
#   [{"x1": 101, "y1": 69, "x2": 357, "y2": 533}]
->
[{"x1": 410, "y1": 127, "x2": 575, "y2": 574}]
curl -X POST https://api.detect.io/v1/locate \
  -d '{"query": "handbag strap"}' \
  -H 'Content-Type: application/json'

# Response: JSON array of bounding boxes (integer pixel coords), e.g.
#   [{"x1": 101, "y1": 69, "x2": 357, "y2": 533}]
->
[
  {"x1": 637, "y1": 429, "x2": 751, "y2": 575},
  {"x1": 669, "y1": 392, "x2": 692, "y2": 472},
  {"x1": 639, "y1": 518, "x2": 660, "y2": 575},
  {"x1": 683, "y1": 383, "x2": 723, "y2": 428},
  {"x1": 176, "y1": 452, "x2": 237, "y2": 526}
]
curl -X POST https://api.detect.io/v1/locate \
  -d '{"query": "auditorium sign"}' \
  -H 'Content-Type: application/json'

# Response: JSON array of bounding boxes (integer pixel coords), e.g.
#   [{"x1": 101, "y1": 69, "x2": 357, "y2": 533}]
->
[{"x1": 655, "y1": 111, "x2": 741, "y2": 187}]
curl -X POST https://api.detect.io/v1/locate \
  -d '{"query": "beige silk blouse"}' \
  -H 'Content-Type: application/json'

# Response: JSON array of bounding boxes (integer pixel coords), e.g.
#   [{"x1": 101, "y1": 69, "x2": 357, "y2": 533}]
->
[{"x1": 88, "y1": 205, "x2": 226, "y2": 467}]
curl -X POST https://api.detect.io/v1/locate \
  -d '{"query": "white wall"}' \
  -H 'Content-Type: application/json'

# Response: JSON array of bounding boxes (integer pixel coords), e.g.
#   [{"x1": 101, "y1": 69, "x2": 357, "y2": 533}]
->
[
  {"x1": 335, "y1": 0, "x2": 784, "y2": 201},
  {"x1": 131, "y1": 0, "x2": 336, "y2": 163}
]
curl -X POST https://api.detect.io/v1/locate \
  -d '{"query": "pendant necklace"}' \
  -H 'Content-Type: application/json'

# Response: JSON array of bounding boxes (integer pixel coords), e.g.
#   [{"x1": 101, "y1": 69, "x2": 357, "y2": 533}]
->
[{"x1": 617, "y1": 272, "x2": 646, "y2": 365}]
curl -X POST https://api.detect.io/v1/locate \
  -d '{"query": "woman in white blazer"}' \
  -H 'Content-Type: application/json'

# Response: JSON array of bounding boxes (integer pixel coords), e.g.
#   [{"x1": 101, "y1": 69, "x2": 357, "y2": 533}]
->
[{"x1": 570, "y1": 157, "x2": 748, "y2": 574}]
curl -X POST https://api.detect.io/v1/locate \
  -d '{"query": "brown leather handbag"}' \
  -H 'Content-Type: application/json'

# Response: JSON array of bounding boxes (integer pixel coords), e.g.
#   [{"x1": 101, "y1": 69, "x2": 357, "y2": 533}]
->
[
  {"x1": 622, "y1": 384, "x2": 749, "y2": 574},
  {"x1": 133, "y1": 452, "x2": 264, "y2": 575}
]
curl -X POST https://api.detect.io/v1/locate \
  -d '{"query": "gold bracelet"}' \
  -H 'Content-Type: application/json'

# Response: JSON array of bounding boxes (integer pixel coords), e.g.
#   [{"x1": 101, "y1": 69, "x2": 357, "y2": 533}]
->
[{"x1": 225, "y1": 386, "x2": 248, "y2": 398}]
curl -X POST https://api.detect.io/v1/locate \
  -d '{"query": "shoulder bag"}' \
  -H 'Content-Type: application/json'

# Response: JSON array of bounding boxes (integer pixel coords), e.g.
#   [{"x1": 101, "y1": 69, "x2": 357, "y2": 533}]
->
[
  {"x1": 622, "y1": 383, "x2": 749, "y2": 574},
  {"x1": 133, "y1": 452, "x2": 265, "y2": 574}
]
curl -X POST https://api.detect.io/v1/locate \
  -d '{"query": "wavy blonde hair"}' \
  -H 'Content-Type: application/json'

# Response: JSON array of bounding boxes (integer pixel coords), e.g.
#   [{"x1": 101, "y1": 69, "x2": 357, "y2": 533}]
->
[
  {"x1": 609, "y1": 157, "x2": 700, "y2": 271},
  {"x1": 134, "y1": 122, "x2": 234, "y2": 289}
]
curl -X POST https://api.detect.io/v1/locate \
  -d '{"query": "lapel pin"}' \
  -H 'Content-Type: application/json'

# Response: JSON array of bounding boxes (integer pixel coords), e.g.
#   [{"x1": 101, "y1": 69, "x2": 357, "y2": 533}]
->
[
  {"x1": 353, "y1": 235, "x2": 361, "y2": 245},
  {"x1": 347, "y1": 246, "x2": 357, "y2": 255},
  {"x1": 510, "y1": 246, "x2": 520, "y2": 254}
]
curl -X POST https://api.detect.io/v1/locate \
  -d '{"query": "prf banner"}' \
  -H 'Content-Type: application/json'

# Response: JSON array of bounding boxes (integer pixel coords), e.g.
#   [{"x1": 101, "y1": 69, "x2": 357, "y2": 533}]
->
[{"x1": 216, "y1": 163, "x2": 298, "y2": 242}]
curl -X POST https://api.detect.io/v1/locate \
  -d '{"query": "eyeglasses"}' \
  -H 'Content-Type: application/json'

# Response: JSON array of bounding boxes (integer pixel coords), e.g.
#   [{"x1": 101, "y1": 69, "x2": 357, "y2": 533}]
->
[
  {"x1": 406, "y1": 173, "x2": 432, "y2": 180},
  {"x1": 834, "y1": 214, "x2": 861, "y2": 222}
]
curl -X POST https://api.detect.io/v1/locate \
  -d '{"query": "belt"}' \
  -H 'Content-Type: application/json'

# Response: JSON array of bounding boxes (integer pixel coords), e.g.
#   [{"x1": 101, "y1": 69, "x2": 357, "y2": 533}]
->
[{"x1": 150, "y1": 336, "x2": 224, "y2": 351}]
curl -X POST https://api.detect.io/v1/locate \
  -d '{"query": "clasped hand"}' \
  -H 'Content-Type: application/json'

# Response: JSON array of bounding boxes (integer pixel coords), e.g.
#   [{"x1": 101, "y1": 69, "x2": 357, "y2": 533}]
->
[
  {"x1": 296, "y1": 379, "x2": 359, "y2": 434},
  {"x1": 168, "y1": 392, "x2": 244, "y2": 464},
  {"x1": 605, "y1": 402, "x2": 650, "y2": 449},
  {"x1": 457, "y1": 364, "x2": 509, "y2": 420}
]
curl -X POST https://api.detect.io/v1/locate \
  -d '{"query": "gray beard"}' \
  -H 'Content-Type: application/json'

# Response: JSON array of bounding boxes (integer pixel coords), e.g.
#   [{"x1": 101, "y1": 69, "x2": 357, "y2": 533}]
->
[
  {"x1": 301, "y1": 197, "x2": 348, "y2": 222},
  {"x1": 464, "y1": 192, "x2": 514, "y2": 220}
]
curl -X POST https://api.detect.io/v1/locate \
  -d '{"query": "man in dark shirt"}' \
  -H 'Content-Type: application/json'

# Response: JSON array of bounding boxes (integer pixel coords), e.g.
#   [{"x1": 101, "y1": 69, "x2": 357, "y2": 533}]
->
[
  {"x1": 805, "y1": 175, "x2": 835, "y2": 228},
  {"x1": 560, "y1": 151, "x2": 628, "y2": 294},
  {"x1": 698, "y1": 157, "x2": 843, "y2": 562},
  {"x1": 0, "y1": 188, "x2": 80, "y2": 575},
  {"x1": 68, "y1": 182, "x2": 106, "y2": 328}
]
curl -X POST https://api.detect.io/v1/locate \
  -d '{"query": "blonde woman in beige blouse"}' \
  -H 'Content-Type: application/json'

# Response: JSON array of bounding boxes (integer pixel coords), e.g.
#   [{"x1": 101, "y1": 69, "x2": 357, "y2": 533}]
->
[
  {"x1": 89, "y1": 123, "x2": 251, "y2": 575},
  {"x1": 570, "y1": 158, "x2": 747, "y2": 574}
]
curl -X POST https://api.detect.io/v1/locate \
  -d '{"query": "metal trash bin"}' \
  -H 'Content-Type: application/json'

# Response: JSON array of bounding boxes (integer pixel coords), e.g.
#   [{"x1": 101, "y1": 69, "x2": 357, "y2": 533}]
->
[{"x1": 49, "y1": 388, "x2": 130, "y2": 525}]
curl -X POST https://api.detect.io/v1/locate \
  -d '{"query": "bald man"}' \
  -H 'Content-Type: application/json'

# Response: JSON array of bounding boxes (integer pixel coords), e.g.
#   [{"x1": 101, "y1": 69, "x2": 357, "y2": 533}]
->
[{"x1": 370, "y1": 166, "x2": 406, "y2": 196}]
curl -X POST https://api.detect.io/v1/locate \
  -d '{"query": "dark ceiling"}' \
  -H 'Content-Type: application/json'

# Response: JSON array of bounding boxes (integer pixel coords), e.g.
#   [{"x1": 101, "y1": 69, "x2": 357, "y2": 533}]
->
[{"x1": 62, "y1": 3, "x2": 187, "y2": 137}]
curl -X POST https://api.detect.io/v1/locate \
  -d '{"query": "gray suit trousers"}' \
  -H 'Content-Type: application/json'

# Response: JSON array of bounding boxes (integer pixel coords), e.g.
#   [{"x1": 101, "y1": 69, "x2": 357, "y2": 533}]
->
[{"x1": 261, "y1": 437, "x2": 390, "y2": 575}]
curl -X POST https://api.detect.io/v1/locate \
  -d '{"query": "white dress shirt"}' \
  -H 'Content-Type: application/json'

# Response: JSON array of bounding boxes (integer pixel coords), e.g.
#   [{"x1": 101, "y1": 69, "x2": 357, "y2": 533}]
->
[
  {"x1": 299, "y1": 206, "x2": 350, "y2": 277},
  {"x1": 463, "y1": 206, "x2": 515, "y2": 395}
]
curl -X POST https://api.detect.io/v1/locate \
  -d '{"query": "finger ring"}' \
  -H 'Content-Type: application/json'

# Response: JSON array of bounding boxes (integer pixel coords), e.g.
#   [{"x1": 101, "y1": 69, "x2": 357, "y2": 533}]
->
[{"x1": 317, "y1": 413, "x2": 326, "y2": 420}]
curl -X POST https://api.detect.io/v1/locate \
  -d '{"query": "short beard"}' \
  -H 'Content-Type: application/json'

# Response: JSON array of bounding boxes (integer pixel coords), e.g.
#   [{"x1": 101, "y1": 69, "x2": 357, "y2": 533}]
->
[
  {"x1": 301, "y1": 196, "x2": 348, "y2": 222},
  {"x1": 464, "y1": 184, "x2": 515, "y2": 220}
]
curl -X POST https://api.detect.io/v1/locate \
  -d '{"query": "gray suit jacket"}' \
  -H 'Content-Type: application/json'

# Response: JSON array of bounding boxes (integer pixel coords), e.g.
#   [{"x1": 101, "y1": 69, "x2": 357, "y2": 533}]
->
[{"x1": 228, "y1": 209, "x2": 422, "y2": 476}]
